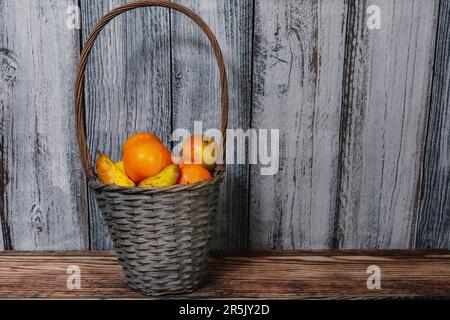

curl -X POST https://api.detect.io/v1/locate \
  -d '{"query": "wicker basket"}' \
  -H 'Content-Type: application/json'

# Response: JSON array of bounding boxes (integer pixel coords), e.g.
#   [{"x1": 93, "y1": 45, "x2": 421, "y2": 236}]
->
[{"x1": 74, "y1": 0, "x2": 228, "y2": 296}]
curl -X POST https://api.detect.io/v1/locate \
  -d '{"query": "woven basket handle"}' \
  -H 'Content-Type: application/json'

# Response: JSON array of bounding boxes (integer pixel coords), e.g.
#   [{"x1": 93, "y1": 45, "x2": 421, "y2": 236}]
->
[{"x1": 75, "y1": 0, "x2": 228, "y2": 182}]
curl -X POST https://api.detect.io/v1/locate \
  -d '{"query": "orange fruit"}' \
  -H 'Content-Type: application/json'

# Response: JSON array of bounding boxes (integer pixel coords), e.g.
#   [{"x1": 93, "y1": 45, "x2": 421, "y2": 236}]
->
[
  {"x1": 179, "y1": 161, "x2": 187, "y2": 169},
  {"x1": 181, "y1": 134, "x2": 218, "y2": 171},
  {"x1": 123, "y1": 139, "x2": 173, "y2": 183},
  {"x1": 177, "y1": 164, "x2": 213, "y2": 185},
  {"x1": 123, "y1": 132, "x2": 161, "y2": 157}
]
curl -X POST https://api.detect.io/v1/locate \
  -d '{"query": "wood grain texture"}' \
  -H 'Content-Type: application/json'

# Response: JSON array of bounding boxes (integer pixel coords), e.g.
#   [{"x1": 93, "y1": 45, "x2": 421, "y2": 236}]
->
[
  {"x1": 0, "y1": 44, "x2": 13, "y2": 249},
  {"x1": 0, "y1": 0, "x2": 88, "y2": 250},
  {"x1": 337, "y1": 0, "x2": 439, "y2": 248},
  {"x1": 416, "y1": 1, "x2": 450, "y2": 249},
  {"x1": 81, "y1": 0, "x2": 172, "y2": 250},
  {"x1": 0, "y1": 223, "x2": 3, "y2": 250},
  {"x1": 1, "y1": 250, "x2": 450, "y2": 299},
  {"x1": 249, "y1": 0, "x2": 347, "y2": 249},
  {"x1": 171, "y1": 0, "x2": 253, "y2": 249}
]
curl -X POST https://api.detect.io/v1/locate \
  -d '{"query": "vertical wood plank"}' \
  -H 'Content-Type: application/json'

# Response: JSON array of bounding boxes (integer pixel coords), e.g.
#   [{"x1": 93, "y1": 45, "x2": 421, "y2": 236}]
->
[
  {"x1": 0, "y1": 47, "x2": 17, "y2": 251},
  {"x1": 249, "y1": 0, "x2": 348, "y2": 249},
  {"x1": 337, "y1": 0, "x2": 439, "y2": 248},
  {"x1": 416, "y1": 1, "x2": 450, "y2": 249},
  {"x1": 0, "y1": 122, "x2": 5, "y2": 249},
  {"x1": 171, "y1": 0, "x2": 253, "y2": 249},
  {"x1": 0, "y1": 0, "x2": 88, "y2": 250},
  {"x1": 81, "y1": 0, "x2": 172, "y2": 249}
]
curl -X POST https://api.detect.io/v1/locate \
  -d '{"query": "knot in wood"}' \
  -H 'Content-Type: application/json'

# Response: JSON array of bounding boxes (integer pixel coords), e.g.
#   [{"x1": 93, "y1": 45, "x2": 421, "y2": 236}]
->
[{"x1": 0, "y1": 49, "x2": 18, "y2": 85}]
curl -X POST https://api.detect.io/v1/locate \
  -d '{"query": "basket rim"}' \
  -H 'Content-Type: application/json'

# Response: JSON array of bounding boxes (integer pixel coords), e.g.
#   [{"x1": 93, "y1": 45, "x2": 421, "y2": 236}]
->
[{"x1": 89, "y1": 172, "x2": 223, "y2": 194}]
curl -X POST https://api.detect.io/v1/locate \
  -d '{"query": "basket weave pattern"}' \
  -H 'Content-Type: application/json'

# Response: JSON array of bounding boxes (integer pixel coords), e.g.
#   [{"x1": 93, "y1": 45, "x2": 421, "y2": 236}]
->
[
  {"x1": 74, "y1": 1, "x2": 228, "y2": 296},
  {"x1": 92, "y1": 179, "x2": 221, "y2": 295}
]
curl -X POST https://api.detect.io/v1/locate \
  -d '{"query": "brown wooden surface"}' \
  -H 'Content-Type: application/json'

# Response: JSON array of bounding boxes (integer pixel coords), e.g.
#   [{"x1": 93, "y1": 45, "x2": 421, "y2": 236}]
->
[
  {"x1": 0, "y1": 250, "x2": 449, "y2": 299},
  {"x1": 1, "y1": 0, "x2": 449, "y2": 253}
]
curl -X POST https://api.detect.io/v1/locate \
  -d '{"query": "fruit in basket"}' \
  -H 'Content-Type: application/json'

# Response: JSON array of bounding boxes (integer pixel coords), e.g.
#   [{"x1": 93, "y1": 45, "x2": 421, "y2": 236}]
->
[
  {"x1": 139, "y1": 164, "x2": 180, "y2": 188},
  {"x1": 181, "y1": 134, "x2": 218, "y2": 171},
  {"x1": 179, "y1": 161, "x2": 187, "y2": 169},
  {"x1": 115, "y1": 161, "x2": 125, "y2": 174},
  {"x1": 177, "y1": 164, "x2": 213, "y2": 185},
  {"x1": 96, "y1": 153, "x2": 135, "y2": 187},
  {"x1": 123, "y1": 139, "x2": 173, "y2": 183},
  {"x1": 123, "y1": 132, "x2": 161, "y2": 157}
]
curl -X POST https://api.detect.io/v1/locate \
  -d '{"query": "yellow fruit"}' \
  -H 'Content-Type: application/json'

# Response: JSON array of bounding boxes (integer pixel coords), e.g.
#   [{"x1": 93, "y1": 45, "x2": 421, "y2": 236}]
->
[
  {"x1": 139, "y1": 164, "x2": 180, "y2": 189},
  {"x1": 115, "y1": 161, "x2": 125, "y2": 174},
  {"x1": 96, "y1": 153, "x2": 135, "y2": 187}
]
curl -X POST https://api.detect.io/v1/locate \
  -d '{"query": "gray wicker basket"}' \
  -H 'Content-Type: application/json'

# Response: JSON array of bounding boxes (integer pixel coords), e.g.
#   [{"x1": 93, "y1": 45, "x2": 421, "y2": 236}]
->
[{"x1": 74, "y1": 0, "x2": 228, "y2": 296}]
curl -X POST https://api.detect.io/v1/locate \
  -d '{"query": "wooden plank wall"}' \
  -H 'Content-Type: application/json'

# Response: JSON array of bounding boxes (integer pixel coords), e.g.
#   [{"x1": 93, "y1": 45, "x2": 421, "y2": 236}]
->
[
  {"x1": 337, "y1": 0, "x2": 439, "y2": 248},
  {"x1": 249, "y1": 0, "x2": 347, "y2": 249},
  {"x1": 0, "y1": 0, "x2": 448, "y2": 250},
  {"x1": 0, "y1": 0, "x2": 88, "y2": 250},
  {"x1": 416, "y1": 0, "x2": 450, "y2": 249}
]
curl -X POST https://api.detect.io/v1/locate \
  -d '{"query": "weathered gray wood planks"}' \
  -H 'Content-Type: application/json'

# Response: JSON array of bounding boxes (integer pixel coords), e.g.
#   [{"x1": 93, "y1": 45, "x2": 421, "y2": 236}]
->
[
  {"x1": 337, "y1": 0, "x2": 439, "y2": 248},
  {"x1": 0, "y1": 225, "x2": 3, "y2": 250},
  {"x1": 416, "y1": 0, "x2": 450, "y2": 249},
  {"x1": 249, "y1": 0, "x2": 348, "y2": 249},
  {"x1": 0, "y1": 0, "x2": 449, "y2": 251},
  {"x1": 0, "y1": 47, "x2": 14, "y2": 250},
  {"x1": 0, "y1": 0, "x2": 88, "y2": 250},
  {"x1": 81, "y1": 0, "x2": 172, "y2": 249},
  {"x1": 0, "y1": 47, "x2": 15, "y2": 251},
  {"x1": 171, "y1": 0, "x2": 253, "y2": 249}
]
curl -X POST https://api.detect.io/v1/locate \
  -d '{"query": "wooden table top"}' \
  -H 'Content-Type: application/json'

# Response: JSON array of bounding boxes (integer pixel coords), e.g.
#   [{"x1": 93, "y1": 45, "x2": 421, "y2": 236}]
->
[{"x1": 1, "y1": 250, "x2": 449, "y2": 299}]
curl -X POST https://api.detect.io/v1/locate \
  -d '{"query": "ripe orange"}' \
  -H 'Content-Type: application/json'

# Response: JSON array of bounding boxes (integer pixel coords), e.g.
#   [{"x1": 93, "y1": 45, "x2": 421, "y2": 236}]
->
[
  {"x1": 123, "y1": 132, "x2": 161, "y2": 158},
  {"x1": 177, "y1": 164, "x2": 213, "y2": 185},
  {"x1": 181, "y1": 134, "x2": 218, "y2": 171},
  {"x1": 123, "y1": 139, "x2": 173, "y2": 183}
]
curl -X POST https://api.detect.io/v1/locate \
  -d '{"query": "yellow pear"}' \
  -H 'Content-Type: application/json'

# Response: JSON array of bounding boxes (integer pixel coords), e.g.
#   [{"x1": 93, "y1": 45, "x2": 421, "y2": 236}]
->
[
  {"x1": 139, "y1": 164, "x2": 180, "y2": 188},
  {"x1": 96, "y1": 153, "x2": 135, "y2": 187},
  {"x1": 115, "y1": 161, "x2": 125, "y2": 174}
]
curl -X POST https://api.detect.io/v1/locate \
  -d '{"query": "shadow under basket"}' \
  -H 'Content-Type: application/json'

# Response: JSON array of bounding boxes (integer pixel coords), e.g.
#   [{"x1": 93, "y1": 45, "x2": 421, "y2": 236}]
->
[
  {"x1": 74, "y1": 1, "x2": 229, "y2": 296},
  {"x1": 90, "y1": 175, "x2": 222, "y2": 296}
]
